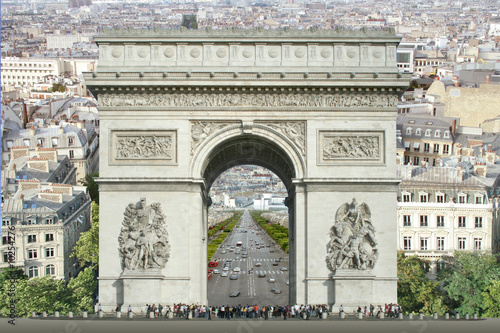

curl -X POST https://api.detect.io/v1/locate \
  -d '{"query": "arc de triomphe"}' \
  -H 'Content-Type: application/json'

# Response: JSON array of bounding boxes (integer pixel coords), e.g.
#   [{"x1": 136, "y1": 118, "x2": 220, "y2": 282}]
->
[{"x1": 84, "y1": 28, "x2": 410, "y2": 312}]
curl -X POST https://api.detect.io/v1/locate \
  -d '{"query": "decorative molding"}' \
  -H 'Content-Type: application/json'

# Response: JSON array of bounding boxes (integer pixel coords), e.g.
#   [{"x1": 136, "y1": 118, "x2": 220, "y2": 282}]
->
[
  {"x1": 190, "y1": 121, "x2": 234, "y2": 155},
  {"x1": 110, "y1": 130, "x2": 177, "y2": 165},
  {"x1": 258, "y1": 121, "x2": 306, "y2": 156},
  {"x1": 326, "y1": 198, "x2": 378, "y2": 272},
  {"x1": 318, "y1": 130, "x2": 385, "y2": 165},
  {"x1": 99, "y1": 93, "x2": 398, "y2": 108},
  {"x1": 118, "y1": 198, "x2": 171, "y2": 272}
]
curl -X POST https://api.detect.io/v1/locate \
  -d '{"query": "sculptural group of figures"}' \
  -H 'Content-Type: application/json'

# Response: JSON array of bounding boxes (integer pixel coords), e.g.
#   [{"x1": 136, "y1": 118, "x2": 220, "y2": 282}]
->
[
  {"x1": 326, "y1": 199, "x2": 378, "y2": 272},
  {"x1": 323, "y1": 136, "x2": 379, "y2": 159},
  {"x1": 118, "y1": 198, "x2": 171, "y2": 271},
  {"x1": 116, "y1": 135, "x2": 173, "y2": 159}
]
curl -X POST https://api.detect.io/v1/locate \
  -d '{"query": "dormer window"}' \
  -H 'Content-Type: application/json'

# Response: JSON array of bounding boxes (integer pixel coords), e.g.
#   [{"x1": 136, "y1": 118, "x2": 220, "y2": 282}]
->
[
  {"x1": 46, "y1": 217, "x2": 55, "y2": 224},
  {"x1": 415, "y1": 128, "x2": 422, "y2": 136},
  {"x1": 406, "y1": 127, "x2": 412, "y2": 135},
  {"x1": 51, "y1": 137, "x2": 58, "y2": 147},
  {"x1": 27, "y1": 217, "x2": 37, "y2": 225},
  {"x1": 443, "y1": 131, "x2": 450, "y2": 139},
  {"x1": 402, "y1": 192, "x2": 412, "y2": 202},
  {"x1": 458, "y1": 193, "x2": 467, "y2": 204},
  {"x1": 23, "y1": 139, "x2": 31, "y2": 146},
  {"x1": 435, "y1": 130, "x2": 441, "y2": 138},
  {"x1": 425, "y1": 129, "x2": 432, "y2": 137},
  {"x1": 2, "y1": 218, "x2": 12, "y2": 227},
  {"x1": 37, "y1": 138, "x2": 44, "y2": 147},
  {"x1": 475, "y1": 195, "x2": 483, "y2": 204},
  {"x1": 68, "y1": 136, "x2": 74, "y2": 147},
  {"x1": 419, "y1": 192, "x2": 429, "y2": 203},
  {"x1": 436, "y1": 193, "x2": 445, "y2": 203}
]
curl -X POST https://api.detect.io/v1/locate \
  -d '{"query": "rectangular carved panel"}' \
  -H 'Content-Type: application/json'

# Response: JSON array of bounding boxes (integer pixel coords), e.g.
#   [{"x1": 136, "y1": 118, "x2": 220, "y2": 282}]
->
[
  {"x1": 110, "y1": 130, "x2": 177, "y2": 166},
  {"x1": 318, "y1": 130, "x2": 385, "y2": 165}
]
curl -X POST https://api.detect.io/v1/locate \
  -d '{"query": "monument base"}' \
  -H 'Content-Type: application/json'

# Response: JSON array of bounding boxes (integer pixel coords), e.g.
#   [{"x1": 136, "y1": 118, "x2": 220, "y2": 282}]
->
[{"x1": 120, "y1": 269, "x2": 164, "y2": 311}]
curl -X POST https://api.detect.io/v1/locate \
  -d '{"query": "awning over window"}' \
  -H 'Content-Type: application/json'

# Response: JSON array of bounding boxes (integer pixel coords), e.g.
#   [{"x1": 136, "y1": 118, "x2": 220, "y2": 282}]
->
[
  {"x1": 404, "y1": 141, "x2": 410, "y2": 148},
  {"x1": 413, "y1": 142, "x2": 420, "y2": 149}
]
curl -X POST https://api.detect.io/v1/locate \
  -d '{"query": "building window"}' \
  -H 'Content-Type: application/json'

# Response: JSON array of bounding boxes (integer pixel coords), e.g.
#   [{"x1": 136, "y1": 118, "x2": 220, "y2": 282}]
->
[
  {"x1": 406, "y1": 128, "x2": 412, "y2": 135},
  {"x1": 420, "y1": 215, "x2": 428, "y2": 227},
  {"x1": 420, "y1": 193, "x2": 428, "y2": 203},
  {"x1": 46, "y1": 248, "x2": 55, "y2": 258},
  {"x1": 433, "y1": 144, "x2": 440, "y2": 153},
  {"x1": 425, "y1": 129, "x2": 431, "y2": 137},
  {"x1": 458, "y1": 216, "x2": 466, "y2": 228},
  {"x1": 28, "y1": 249, "x2": 38, "y2": 259},
  {"x1": 437, "y1": 237, "x2": 445, "y2": 251},
  {"x1": 3, "y1": 253, "x2": 10, "y2": 263},
  {"x1": 474, "y1": 238, "x2": 482, "y2": 250},
  {"x1": 27, "y1": 218, "x2": 37, "y2": 225},
  {"x1": 46, "y1": 264, "x2": 55, "y2": 276},
  {"x1": 424, "y1": 143, "x2": 430, "y2": 153},
  {"x1": 413, "y1": 156, "x2": 420, "y2": 165},
  {"x1": 415, "y1": 128, "x2": 422, "y2": 136},
  {"x1": 69, "y1": 150, "x2": 74, "y2": 158},
  {"x1": 458, "y1": 195, "x2": 466, "y2": 204},
  {"x1": 46, "y1": 217, "x2": 54, "y2": 224},
  {"x1": 434, "y1": 130, "x2": 441, "y2": 137},
  {"x1": 443, "y1": 144, "x2": 450, "y2": 154},
  {"x1": 7, "y1": 140, "x2": 14, "y2": 149},
  {"x1": 475, "y1": 217, "x2": 483, "y2": 228},
  {"x1": 23, "y1": 138, "x2": 30, "y2": 146},
  {"x1": 420, "y1": 237, "x2": 429, "y2": 250},
  {"x1": 403, "y1": 236, "x2": 412, "y2": 250},
  {"x1": 436, "y1": 194, "x2": 445, "y2": 203},
  {"x1": 437, "y1": 215, "x2": 445, "y2": 227},
  {"x1": 37, "y1": 138, "x2": 44, "y2": 147},
  {"x1": 46, "y1": 233, "x2": 54, "y2": 242},
  {"x1": 68, "y1": 137, "x2": 74, "y2": 147},
  {"x1": 475, "y1": 196, "x2": 483, "y2": 204},
  {"x1": 443, "y1": 131, "x2": 450, "y2": 138},
  {"x1": 28, "y1": 266, "x2": 39, "y2": 278},
  {"x1": 437, "y1": 261, "x2": 446, "y2": 273},
  {"x1": 458, "y1": 237, "x2": 466, "y2": 250},
  {"x1": 403, "y1": 215, "x2": 411, "y2": 227},
  {"x1": 27, "y1": 234, "x2": 37, "y2": 243},
  {"x1": 51, "y1": 137, "x2": 58, "y2": 147},
  {"x1": 2, "y1": 219, "x2": 12, "y2": 226},
  {"x1": 403, "y1": 194, "x2": 411, "y2": 202}
]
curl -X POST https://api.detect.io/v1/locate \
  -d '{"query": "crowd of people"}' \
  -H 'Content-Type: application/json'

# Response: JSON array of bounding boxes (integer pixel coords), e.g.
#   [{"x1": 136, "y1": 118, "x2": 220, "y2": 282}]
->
[{"x1": 134, "y1": 303, "x2": 401, "y2": 319}]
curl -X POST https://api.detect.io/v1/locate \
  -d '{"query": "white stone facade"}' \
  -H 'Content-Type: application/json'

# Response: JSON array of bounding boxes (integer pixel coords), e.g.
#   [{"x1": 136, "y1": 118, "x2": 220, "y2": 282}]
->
[{"x1": 84, "y1": 28, "x2": 411, "y2": 312}]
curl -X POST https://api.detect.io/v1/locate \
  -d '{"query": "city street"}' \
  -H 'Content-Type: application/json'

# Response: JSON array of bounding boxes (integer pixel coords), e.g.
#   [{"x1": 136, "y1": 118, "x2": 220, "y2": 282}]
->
[{"x1": 208, "y1": 210, "x2": 289, "y2": 306}]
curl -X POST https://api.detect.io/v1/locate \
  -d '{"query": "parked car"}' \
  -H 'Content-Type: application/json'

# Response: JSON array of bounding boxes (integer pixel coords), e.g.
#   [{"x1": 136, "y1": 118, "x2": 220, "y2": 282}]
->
[
  {"x1": 221, "y1": 272, "x2": 228, "y2": 277},
  {"x1": 268, "y1": 278, "x2": 276, "y2": 283},
  {"x1": 258, "y1": 272, "x2": 266, "y2": 277},
  {"x1": 230, "y1": 291, "x2": 240, "y2": 297},
  {"x1": 213, "y1": 269, "x2": 220, "y2": 274},
  {"x1": 271, "y1": 289, "x2": 282, "y2": 294},
  {"x1": 255, "y1": 263, "x2": 262, "y2": 267},
  {"x1": 230, "y1": 275, "x2": 238, "y2": 280},
  {"x1": 280, "y1": 267, "x2": 288, "y2": 271},
  {"x1": 233, "y1": 267, "x2": 241, "y2": 272}
]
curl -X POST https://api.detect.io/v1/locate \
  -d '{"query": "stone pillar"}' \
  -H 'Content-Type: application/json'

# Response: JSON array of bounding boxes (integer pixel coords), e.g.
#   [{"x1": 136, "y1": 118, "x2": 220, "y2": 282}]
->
[
  {"x1": 128, "y1": 311, "x2": 133, "y2": 319},
  {"x1": 168, "y1": 311, "x2": 174, "y2": 319},
  {"x1": 358, "y1": 312, "x2": 363, "y2": 319},
  {"x1": 465, "y1": 313, "x2": 469, "y2": 320},
  {"x1": 55, "y1": 311, "x2": 60, "y2": 318},
  {"x1": 32, "y1": 311, "x2": 37, "y2": 318},
  {"x1": 98, "y1": 310, "x2": 103, "y2": 318},
  {"x1": 321, "y1": 312, "x2": 327, "y2": 319},
  {"x1": 398, "y1": 313, "x2": 403, "y2": 320},
  {"x1": 473, "y1": 313, "x2": 478, "y2": 320},
  {"x1": 433, "y1": 312, "x2": 438, "y2": 319},
  {"x1": 445, "y1": 313, "x2": 449, "y2": 320},
  {"x1": 408, "y1": 313, "x2": 413, "y2": 320},
  {"x1": 149, "y1": 312, "x2": 154, "y2": 319},
  {"x1": 419, "y1": 313, "x2": 423, "y2": 320},
  {"x1": 68, "y1": 311, "x2": 73, "y2": 318},
  {"x1": 83, "y1": 311, "x2": 88, "y2": 318},
  {"x1": 456, "y1": 313, "x2": 460, "y2": 320},
  {"x1": 379, "y1": 312, "x2": 384, "y2": 319},
  {"x1": 340, "y1": 311, "x2": 345, "y2": 319},
  {"x1": 42, "y1": 311, "x2": 47, "y2": 317},
  {"x1": 116, "y1": 311, "x2": 121, "y2": 318}
]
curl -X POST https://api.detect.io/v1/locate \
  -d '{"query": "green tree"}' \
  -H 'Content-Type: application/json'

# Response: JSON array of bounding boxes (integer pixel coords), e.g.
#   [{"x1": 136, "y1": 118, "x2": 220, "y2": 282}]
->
[
  {"x1": 482, "y1": 280, "x2": 500, "y2": 317},
  {"x1": 439, "y1": 252, "x2": 500, "y2": 316},
  {"x1": 80, "y1": 172, "x2": 99, "y2": 204},
  {"x1": 51, "y1": 83, "x2": 66, "y2": 92},
  {"x1": 397, "y1": 252, "x2": 447, "y2": 315},
  {"x1": 181, "y1": 14, "x2": 198, "y2": 29},
  {"x1": 67, "y1": 267, "x2": 97, "y2": 312},
  {"x1": 71, "y1": 202, "x2": 99, "y2": 268}
]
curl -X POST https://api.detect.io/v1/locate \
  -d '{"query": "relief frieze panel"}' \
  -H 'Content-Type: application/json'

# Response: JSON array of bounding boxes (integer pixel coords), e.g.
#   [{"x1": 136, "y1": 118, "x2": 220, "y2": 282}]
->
[
  {"x1": 111, "y1": 130, "x2": 177, "y2": 165},
  {"x1": 258, "y1": 121, "x2": 306, "y2": 156},
  {"x1": 190, "y1": 121, "x2": 236, "y2": 155},
  {"x1": 318, "y1": 131, "x2": 384, "y2": 165},
  {"x1": 99, "y1": 93, "x2": 398, "y2": 109}
]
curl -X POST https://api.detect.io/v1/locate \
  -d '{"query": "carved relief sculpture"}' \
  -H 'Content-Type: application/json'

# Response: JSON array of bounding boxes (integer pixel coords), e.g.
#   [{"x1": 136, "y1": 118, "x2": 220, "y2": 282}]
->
[
  {"x1": 118, "y1": 198, "x2": 171, "y2": 271},
  {"x1": 191, "y1": 122, "x2": 232, "y2": 154},
  {"x1": 323, "y1": 136, "x2": 379, "y2": 160},
  {"x1": 263, "y1": 122, "x2": 306, "y2": 156},
  {"x1": 326, "y1": 198, "x2": 378, "y2": 272},
  {"x1": 116, "y1": 135, "x2": 173, "y2": 159}
]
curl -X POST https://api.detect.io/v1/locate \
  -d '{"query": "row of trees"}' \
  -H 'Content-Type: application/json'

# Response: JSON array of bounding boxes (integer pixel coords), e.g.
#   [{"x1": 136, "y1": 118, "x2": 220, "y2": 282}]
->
[
  {"x1": 250, "y1": 211, "x2": 289, "y2": 254},
  {"x1": 207, "y1": 212, "x2": 242, "y2": 261},
  {"x1": 0, "y1": 202, "x2": 100, "y2": 317},
  {"x1": 397, "y1": 251, "x2": 500, "y2": 317}
]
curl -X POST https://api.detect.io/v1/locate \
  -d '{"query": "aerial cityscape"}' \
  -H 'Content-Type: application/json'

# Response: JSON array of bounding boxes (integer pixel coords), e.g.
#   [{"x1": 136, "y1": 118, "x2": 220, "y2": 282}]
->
[{"x1": 1, "y1": 0, "x2": 500, "y2": 326}]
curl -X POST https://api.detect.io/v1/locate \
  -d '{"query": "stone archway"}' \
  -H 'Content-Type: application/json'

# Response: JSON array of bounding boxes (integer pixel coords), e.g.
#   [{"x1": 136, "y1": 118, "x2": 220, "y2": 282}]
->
[{"x1": 84, "y1": 28, "x2": 410, "y2": 312}]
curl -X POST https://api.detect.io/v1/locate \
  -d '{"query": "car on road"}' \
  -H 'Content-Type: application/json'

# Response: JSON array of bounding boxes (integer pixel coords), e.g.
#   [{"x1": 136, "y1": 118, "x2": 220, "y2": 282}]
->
[
  {"x1": 213, "y1": 269, "x2": 220, "y2": 274},
  {"x1": 255, "y1": 263, "x2": 262, "y2": 267},
  {"x1": 242, "y1": 252, "x2": 247, "y2": 255},
  {"x1": 223, "y1": 267, "x2": 229, "y2": 271},
  {"x1": 230, "y1": 275, "x2": 238, "y2": 280},
  {"x1": 271, "y1": 289, "x2": 282, "y2": 294},
  {"x1": 229, "y1": 248, "x2": 234, "y2": 252},
  {"x1": 269, "y1": 249, "x2": 274, "y2": 253},
  {"x1": 258, "y1": 272, "x2": 266, "y2": 278},
  {"x1": 233, "y1": 267, "x2": 241, "y2": 272},
  {"x1": 221, "y1": 250, "x2": 227, "y2": 254},
  {"x1": 280, "y1": 267, "x2": 288, "y2": 271},
  {"x1": 221, "y1": 272, "x2": 228, "y2": 277},
  {"x1": 286, "y1": 280, "x2": 289, "y2": 285},
  {"x1": 268, "y1": 278, "x2": 276, "y2": 283},
  {"x1": 272, "y1": 262, "x2": 279, "y2": 266},
  {"x1": 234, "y1": 256, "x2": 240, "y2": 260},
  {"x1": 230, "y1": 291, "x2": 240, "y2": 297},
  {"x1": 242, "y1": 254, "x2": 247, "y2": 258},
  {"x1": 226, "y1": 259, "x2": 233, "y2": 262}
]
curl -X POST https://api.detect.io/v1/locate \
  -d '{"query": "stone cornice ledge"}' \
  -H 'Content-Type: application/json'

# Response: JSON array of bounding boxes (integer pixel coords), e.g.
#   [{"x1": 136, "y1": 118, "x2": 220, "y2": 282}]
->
[
  {"x1": 302, "y1": 178, "x2": 401, "y2": 185},
  {"x1": 95, "y1": 177, "x2": 204, "y2": 183}
]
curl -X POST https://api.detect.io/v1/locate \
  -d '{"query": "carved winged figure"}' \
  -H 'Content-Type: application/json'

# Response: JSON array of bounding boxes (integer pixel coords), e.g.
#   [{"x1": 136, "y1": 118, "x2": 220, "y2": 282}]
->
[{"x1": 326, "y1": 198, "x2": 378, "y2": 272}]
